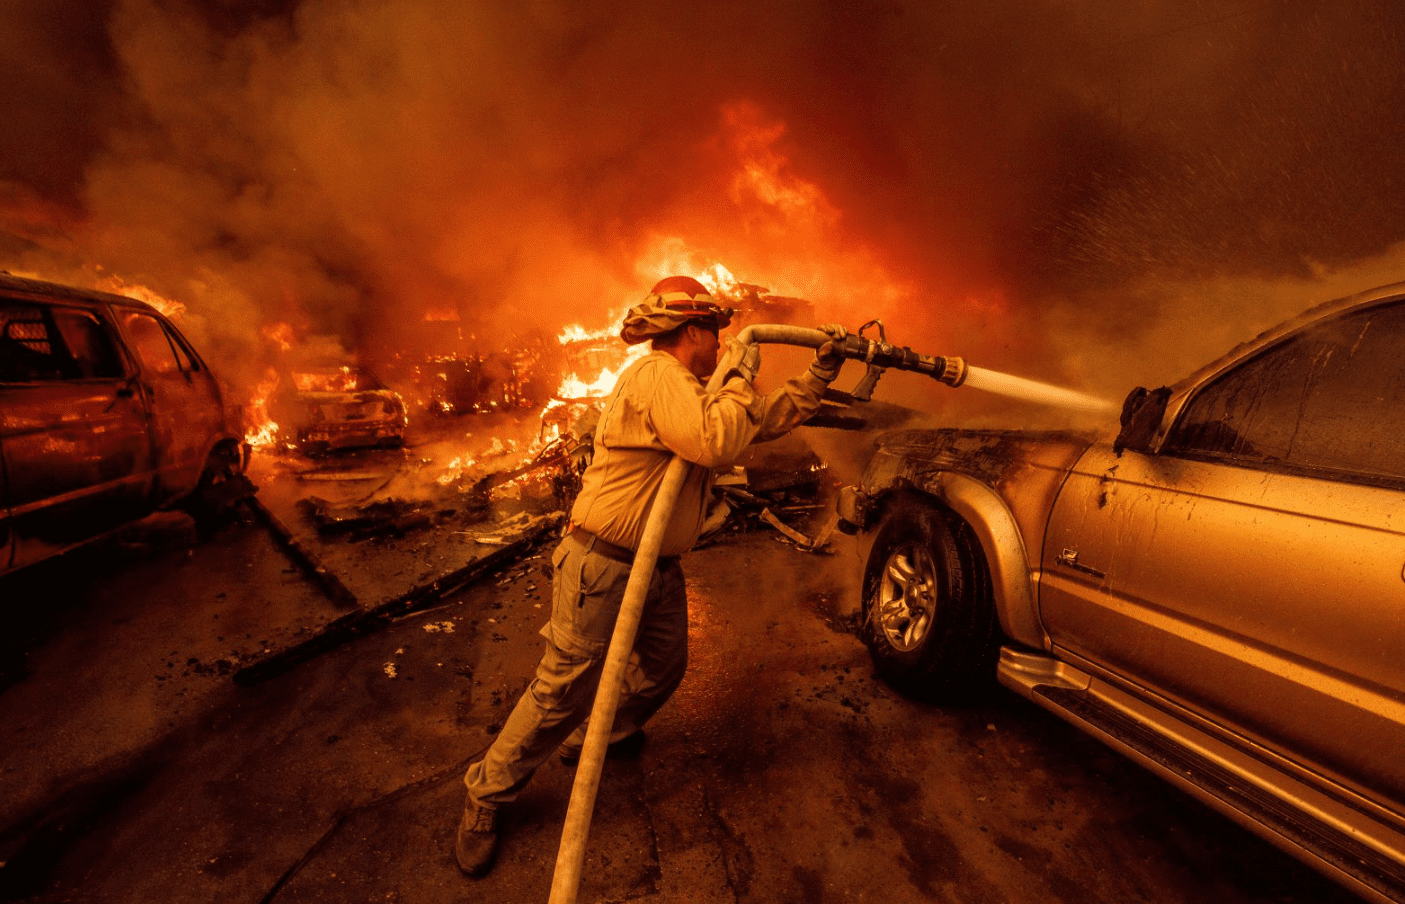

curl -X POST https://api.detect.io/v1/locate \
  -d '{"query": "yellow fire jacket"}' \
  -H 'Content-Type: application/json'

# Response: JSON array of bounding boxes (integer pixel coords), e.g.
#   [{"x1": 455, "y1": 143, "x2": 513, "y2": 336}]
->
[{"x1": 568, "y1": 350, "x2": 828, "y2": 556}]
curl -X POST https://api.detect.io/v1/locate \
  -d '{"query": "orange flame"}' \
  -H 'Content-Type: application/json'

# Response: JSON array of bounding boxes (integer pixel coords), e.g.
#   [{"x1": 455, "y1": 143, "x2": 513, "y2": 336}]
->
[
  {"x1": 93, "y1": 277, "x2": 187, "y2": 320},
  {"x1": 262, "y1": 321, "x2": 295, "y2": 352},
  {"x1": 243, "y1": 368, "x2": 282, "y2": 449}
]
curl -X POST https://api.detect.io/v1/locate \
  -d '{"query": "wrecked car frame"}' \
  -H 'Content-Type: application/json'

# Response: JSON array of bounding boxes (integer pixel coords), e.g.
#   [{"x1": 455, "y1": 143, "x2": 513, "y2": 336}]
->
[
  {"x1": 838, "y1": 282, "x2": 1405, "y2": 904},
  {"x1": 271, "y1": 364, "x2": 407, "y2": 454},
  {"x1": 0, "y1": 274, "x2": 248, "y2": 576}
]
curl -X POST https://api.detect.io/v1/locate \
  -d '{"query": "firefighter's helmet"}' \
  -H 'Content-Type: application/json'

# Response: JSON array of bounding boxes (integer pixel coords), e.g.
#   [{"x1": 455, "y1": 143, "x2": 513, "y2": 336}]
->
[{"x1": 620, "y1": 276, "x2": 735, "y2": 345}]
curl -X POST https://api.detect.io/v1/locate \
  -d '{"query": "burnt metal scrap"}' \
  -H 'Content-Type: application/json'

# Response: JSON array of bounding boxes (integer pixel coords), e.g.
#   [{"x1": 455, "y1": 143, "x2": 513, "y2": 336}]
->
[
  {"x1": 465, "y1": 404, "x2": 598, "y2": 511},
  {"x1": 298, "y1": 495, "x2": 445, "y2": 540},
  {"x1": 704, "y1": 460, "x2": 843, "y2": 553},
  {"x1": 809, "y1": 389, "x2": 922, "y2": 432}
]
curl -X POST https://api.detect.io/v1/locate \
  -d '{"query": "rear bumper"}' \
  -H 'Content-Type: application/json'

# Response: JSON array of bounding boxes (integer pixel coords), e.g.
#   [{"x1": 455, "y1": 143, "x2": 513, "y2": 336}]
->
[{"x1": 298, "y1": 419, "x2": 405, "y2": 448}]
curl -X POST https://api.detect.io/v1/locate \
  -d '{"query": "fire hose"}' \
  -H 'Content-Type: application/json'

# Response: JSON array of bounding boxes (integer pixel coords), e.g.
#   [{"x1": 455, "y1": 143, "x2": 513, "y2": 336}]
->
[{"x1": 547, "y1": 324, "x2": 965, "y2": 904}]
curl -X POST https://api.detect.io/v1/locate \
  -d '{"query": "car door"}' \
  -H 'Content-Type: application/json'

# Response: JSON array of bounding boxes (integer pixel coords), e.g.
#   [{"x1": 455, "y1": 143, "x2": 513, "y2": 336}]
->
[
  {"x1": 0, "y1": 299, "x2": 155, "y2": 569},
  {"x1": 116, "y1": 308, "x2": 223, "y2": 504},
  {"x1": 1040, "y1": 298, "x2": 1405, "y2": 812}
]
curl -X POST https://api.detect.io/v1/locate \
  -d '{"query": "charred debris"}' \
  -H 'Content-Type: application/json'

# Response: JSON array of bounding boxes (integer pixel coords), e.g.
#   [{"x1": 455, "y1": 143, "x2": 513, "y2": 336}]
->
[
  {"x1": 224, "y1": 387, "x2": 913, "y2": 684},
  {"x1": 288, "y1": 396, "x2": 872, "y2": 554}
]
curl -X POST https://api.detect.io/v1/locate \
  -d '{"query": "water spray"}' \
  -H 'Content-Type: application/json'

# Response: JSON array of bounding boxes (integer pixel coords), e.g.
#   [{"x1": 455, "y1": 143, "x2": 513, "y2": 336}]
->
[
  {"x1": 740, "y1": 321, "x2": 1117, "y2": 414},
  {"x1": 548, "y1": 321, "x2": 1112, "y2": 904}
]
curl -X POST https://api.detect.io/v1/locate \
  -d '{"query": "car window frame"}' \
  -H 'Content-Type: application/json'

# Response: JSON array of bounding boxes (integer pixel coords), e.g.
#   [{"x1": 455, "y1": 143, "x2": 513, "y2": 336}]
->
[{"x1": 1160, "y1": 298, "x2": 1405, "y2": 493}]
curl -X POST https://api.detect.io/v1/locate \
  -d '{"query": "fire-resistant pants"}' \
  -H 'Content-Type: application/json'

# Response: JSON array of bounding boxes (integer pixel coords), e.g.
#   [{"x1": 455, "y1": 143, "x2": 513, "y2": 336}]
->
[{"x1": 463, "y1": 531, "x2": 688, "y2": 808}]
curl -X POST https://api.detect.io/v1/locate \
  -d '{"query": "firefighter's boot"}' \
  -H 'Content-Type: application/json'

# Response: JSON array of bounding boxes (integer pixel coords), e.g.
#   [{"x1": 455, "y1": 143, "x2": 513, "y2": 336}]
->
[{"x1": 455, "y1": 800, "x2": 498, "y2": 877}]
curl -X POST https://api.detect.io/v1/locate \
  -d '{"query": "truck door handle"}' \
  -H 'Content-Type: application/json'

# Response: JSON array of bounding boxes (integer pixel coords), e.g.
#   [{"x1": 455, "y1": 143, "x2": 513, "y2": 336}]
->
[
  {"x1": 116, "y1": 387, "x2": 135, "y2": 398},
  {"x1": 1056, "y1": 548, "x2": 1106, "y2": 579}
]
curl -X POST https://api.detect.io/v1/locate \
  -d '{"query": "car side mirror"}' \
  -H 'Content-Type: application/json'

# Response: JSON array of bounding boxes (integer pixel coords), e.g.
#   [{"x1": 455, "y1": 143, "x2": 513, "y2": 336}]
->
[{"x1": 1114, "y1": 386, "x2": 1170, "y2": 455}]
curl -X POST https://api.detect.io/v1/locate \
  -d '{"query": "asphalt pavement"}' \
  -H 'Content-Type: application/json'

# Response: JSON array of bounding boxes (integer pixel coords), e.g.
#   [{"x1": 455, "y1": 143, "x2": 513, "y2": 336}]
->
[{"x1": 0, "y1": 477, "x2": 1365, "y2": 904}]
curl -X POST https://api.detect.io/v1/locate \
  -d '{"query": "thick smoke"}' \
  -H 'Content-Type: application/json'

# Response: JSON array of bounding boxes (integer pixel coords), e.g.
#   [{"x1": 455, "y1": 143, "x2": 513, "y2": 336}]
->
[{"x1": 3, "y1": 0, "x2": 1405, "y2": 409}]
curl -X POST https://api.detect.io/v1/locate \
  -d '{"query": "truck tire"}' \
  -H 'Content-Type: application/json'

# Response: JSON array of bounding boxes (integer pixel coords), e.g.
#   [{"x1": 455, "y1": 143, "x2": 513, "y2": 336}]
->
[
  {"x1": 185, "y1": 444, "x2": 248, "y2": 537},
  {"x1": 861, "y1": 498, "x2": 998, "y2": 702}
]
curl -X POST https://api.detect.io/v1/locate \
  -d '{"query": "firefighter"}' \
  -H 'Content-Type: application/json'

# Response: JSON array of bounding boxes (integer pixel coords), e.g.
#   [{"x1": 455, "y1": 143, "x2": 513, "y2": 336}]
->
[{"x1": 454, "y1": 275, "x2": 846, "y2": 876}]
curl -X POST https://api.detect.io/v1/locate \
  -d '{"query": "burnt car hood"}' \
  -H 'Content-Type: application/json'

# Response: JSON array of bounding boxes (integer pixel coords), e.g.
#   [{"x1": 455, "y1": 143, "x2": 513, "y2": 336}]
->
[{"x1": 871, "y1": 427, "x2": 1099, "y2": 490}]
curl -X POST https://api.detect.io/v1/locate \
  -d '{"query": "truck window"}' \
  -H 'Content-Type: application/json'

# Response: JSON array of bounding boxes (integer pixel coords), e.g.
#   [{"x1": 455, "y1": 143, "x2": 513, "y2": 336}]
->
[
  {"x1": 51, "y1": 307, "x2": 126, "y2": 379},
  {"x1": 1166, "y1": 299, "x2": 1405, "y2": 485},
  {"x1": 122, "y1": 311, "x2": 186, "y2": 375},
  {"x1": 0, "y1": 301, "x2": 80, "y2": 382}
]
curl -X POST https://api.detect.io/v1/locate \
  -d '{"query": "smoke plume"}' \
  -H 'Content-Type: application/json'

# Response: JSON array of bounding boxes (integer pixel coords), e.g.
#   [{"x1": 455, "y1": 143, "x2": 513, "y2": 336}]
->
[{"x1": 3, "y1": 0, "x2": 1405, "y2": 408}]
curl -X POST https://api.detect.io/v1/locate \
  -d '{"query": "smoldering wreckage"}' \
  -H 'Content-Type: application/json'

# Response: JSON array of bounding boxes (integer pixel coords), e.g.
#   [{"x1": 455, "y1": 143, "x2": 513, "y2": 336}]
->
[{"x1": 213, "y1": 288, "x2": 951, "y2": 688}]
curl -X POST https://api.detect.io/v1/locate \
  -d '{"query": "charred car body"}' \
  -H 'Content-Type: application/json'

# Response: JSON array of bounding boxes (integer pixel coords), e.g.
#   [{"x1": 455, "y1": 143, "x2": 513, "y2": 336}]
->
[
  {"x1": 838, "y1": 283, "x2": 1405, "y2": 903},
  {"x1": 0, "y1": 274, "x2": 248, "y2": 576},
  {"x1": 269, "y1": 364, "x2": 407, "y2": 454}
]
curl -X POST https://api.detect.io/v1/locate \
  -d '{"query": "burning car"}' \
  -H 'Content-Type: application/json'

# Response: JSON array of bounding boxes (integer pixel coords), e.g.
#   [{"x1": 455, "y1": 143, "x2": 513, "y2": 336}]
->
[
  {"x1": 269, "y1": 363, "x2": 407, "y2": 454},
  {"x1": 0, "y1": 274, "x2": 249, "y2": 576},
  {"x1": 837, "y1": 282, "x2": 1405, "y2": 903}
]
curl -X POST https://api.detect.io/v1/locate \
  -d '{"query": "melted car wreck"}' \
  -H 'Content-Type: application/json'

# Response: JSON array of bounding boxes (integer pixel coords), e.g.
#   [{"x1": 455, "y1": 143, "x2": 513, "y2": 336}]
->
[{"x1": 270, "y1": 364, "x2": 408, "y2": 454}]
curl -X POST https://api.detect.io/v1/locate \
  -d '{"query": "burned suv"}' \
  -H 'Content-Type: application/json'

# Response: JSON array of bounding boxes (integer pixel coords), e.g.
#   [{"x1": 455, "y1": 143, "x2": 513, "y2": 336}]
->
[
  {"x1": 0, "y1": 274, "x2": 248, "y2": 576},
  {"x1": 837, "y1": 283, "x2": 1405, "y2": 903}
]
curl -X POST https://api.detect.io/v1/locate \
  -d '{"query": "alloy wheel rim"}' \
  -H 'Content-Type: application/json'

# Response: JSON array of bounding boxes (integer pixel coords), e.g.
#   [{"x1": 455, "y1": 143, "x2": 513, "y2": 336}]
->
[{"x1": 875, "y1": 541, "x2": 937, "y2": 651}]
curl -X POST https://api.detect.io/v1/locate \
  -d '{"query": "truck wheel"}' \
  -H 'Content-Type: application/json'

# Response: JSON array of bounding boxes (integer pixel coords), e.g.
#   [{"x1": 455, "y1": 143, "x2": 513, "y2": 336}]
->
[
  {"x1": 861, "y1": 499, "x2": 998, "y2": 701},
  {"x1": 185, "y1": 445, "x2": 248, "y2": 537}
]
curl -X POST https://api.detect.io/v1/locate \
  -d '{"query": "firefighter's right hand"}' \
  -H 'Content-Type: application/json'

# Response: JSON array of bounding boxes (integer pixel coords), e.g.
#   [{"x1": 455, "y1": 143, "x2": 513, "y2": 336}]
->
[{"x1": 718, "y1": 337, "x2": 761, "y2": 384}]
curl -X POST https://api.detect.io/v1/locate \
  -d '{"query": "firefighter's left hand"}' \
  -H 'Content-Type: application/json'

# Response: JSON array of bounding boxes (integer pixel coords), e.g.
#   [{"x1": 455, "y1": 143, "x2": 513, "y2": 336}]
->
[{"x1": 811, "y1": 323, "x2": 848, "y2": 381}]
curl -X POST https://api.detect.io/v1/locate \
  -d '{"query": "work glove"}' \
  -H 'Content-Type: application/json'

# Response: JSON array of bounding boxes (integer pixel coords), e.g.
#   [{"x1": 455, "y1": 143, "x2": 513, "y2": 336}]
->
[
  {"x1": 809, "y1": 323, "x2": 848, "y2": 383},
  {"x1": 717, "y1": 336, "x2": 761, "y2": 384}
]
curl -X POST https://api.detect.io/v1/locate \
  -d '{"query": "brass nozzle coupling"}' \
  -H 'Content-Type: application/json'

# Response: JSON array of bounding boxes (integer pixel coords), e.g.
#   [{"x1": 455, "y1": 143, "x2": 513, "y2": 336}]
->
[
  {"x1": 938, "y1": 355, "x2": 967, "y2": 388},
  {"x1": 833, "y1": 335, "x2": 967, "y2": 387}
]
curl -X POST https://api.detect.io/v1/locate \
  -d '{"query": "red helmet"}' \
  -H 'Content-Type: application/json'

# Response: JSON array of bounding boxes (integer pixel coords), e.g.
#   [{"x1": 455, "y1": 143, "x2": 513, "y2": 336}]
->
[{"x1": 650, "y1": 275, "x2": 710, "y2": 297}]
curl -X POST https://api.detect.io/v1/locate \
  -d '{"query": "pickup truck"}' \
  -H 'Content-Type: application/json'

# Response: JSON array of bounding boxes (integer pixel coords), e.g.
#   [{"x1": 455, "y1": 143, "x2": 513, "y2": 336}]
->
[{"x1": 837, "y1": 282, "x2": 1405, "y2": 904}]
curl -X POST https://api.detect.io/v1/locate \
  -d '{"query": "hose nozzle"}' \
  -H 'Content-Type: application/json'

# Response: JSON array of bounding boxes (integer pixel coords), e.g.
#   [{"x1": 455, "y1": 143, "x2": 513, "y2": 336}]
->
[{"x1": 834, "y1": 335, "x2": 967, "y2": 388}]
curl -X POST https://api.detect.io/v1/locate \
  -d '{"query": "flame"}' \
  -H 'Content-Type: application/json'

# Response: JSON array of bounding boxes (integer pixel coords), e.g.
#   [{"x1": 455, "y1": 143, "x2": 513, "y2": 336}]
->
[
  {"x1": 552, "y1": 301, "x2": 650, "y2": 400},
  {"x1": 436, "y1": 453, "x2": 477, "y2": 485},
  {"x1": 696, "y1": 262, "x2": 741, "y2": 298},
  {"x1": 93, "y1": 276, "x2": 187, "y2": 319},
  {"x1": 555, "y1": 343, "x2": 649, "y2": 399},
  {"x1": 262, "y1": 321, "x2": 295, "y2": 352},
  {"x1": 724, "y1": 102, "x2": 837, "y2": 230},
  {"x1": 243, "y1": 368, "x2": 282, "y2": 449}
]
